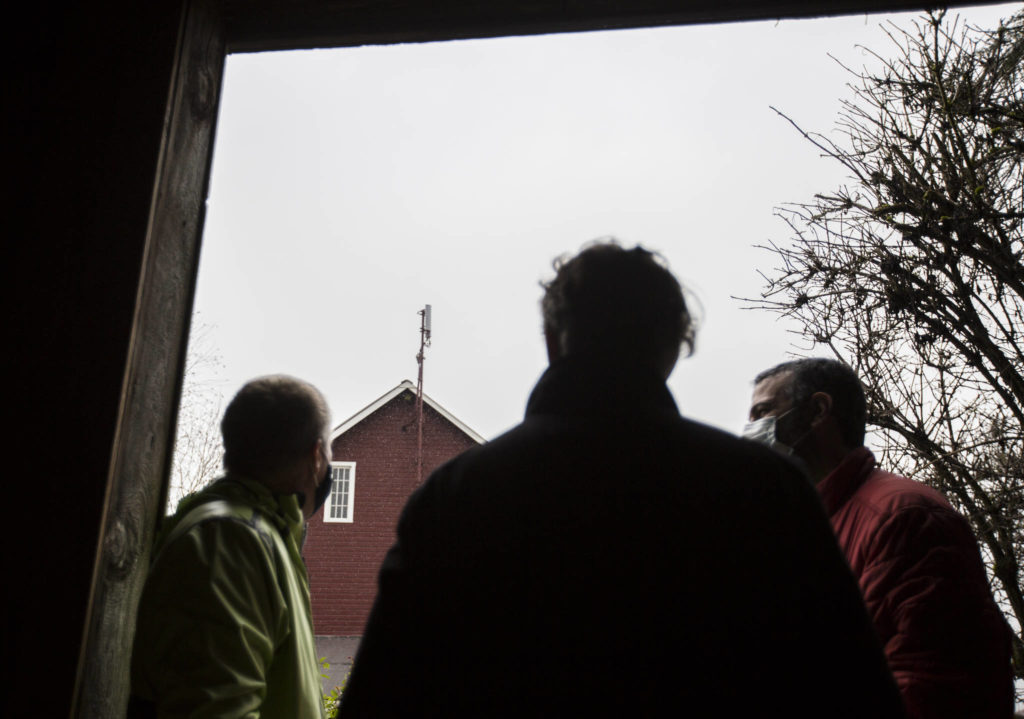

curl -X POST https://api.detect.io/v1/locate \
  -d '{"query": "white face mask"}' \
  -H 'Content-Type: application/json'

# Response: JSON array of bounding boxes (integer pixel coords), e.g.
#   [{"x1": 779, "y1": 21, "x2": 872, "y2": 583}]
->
[
  {"x1": 749, "y1": 399, "x2": 819, "y2": 456},
  {"x1": 741, "y1": 408, "x2": 798, "y2": 455}
]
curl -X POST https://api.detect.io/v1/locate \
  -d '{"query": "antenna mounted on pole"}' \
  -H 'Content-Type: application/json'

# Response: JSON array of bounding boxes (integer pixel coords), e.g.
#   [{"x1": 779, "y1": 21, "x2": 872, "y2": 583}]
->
[{"x1": 415, "y1": 305, "x2": 432, "y2": 484}]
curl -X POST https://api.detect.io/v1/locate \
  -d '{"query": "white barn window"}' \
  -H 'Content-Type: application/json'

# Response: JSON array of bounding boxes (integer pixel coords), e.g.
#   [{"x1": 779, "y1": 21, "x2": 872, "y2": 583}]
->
[{"x1": 325, "y1": 462, "x2": 355, "y2": 523}]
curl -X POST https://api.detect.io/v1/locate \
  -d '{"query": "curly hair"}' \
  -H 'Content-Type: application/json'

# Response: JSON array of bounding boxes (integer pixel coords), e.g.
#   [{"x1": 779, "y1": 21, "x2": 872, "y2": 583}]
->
[{"x1": 540, "y1": 239, "x2": 695, "y2": 364}]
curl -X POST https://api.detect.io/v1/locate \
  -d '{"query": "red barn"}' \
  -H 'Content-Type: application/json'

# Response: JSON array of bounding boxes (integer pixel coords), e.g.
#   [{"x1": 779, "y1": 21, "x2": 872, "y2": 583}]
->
[{"x1": 304, "y1": 381, "x2": 484, "y2": 686}]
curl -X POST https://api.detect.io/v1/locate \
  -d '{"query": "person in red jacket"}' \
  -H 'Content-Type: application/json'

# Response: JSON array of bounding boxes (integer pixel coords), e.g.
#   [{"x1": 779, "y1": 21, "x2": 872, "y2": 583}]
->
[{"x1": 746, "y1": 357, "x2": 1014, "y2": 719}]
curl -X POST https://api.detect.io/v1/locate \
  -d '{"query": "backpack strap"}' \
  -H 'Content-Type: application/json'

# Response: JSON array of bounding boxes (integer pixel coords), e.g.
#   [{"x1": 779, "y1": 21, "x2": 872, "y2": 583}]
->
[{"x1": 151, "y1": 499, "x2": 276, "y2": 567}]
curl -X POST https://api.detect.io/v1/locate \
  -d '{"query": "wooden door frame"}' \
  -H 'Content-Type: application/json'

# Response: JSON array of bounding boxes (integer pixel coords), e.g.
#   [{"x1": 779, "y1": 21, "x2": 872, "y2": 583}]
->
[{"x1": 74, "y1": 2, "x2": 990, "y2": 717}]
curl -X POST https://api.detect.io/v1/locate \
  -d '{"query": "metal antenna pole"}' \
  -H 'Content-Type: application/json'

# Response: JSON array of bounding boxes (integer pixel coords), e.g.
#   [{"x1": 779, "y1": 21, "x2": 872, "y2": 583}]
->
[{"x1": 415, "y1": 305, "x2": 432, "y2": 484}]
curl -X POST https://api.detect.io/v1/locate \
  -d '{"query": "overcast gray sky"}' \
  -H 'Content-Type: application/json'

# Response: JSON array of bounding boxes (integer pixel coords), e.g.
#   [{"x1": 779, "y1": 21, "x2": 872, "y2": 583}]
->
[{"x1": 191, "y1": 3, "x2": 1015, "y2": 441}]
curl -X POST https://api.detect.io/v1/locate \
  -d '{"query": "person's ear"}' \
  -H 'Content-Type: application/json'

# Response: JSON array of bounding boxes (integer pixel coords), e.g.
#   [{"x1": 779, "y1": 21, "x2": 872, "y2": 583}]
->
[
  {"x1": 808, "y1": 392, "x2": 833, "y2": 427},
  {"x1": 312, "y1": 438, "x2": 325, "y2": 469}
]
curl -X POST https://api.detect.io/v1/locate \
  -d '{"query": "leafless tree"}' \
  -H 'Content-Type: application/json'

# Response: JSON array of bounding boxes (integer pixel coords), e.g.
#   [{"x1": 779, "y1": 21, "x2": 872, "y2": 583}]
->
[
  {"x1": 748, "y1": 9, "x2": 1023, "y2": 684},
  {"x1": 167, "y1": 318, "x2": 225, "y2": 513}
]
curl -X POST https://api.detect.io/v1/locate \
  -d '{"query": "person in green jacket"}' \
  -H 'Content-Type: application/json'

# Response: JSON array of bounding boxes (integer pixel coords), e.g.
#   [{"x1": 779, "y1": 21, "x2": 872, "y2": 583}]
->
[{"x1": 130, "y1": 375, "x2": 334, "y2": 719}]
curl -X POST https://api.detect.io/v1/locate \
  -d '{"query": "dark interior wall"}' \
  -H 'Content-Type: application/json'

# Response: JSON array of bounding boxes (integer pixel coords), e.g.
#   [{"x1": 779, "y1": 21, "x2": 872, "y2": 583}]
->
[
  {"x1": 10, "y1": 2, "x2": 991, "y2": 717},
  {"x1": 12, "y1": 3, "x2": 189, "y2": 716}
]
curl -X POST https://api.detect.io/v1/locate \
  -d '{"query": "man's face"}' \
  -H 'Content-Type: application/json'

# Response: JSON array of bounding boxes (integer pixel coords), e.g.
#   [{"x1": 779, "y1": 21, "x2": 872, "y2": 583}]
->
[
  {"x1": 749, "y1": 372, "x2": 795, "y2": 423},
  {"x1": 299, "y1": 431, "x2": 334, "y2": 519}
]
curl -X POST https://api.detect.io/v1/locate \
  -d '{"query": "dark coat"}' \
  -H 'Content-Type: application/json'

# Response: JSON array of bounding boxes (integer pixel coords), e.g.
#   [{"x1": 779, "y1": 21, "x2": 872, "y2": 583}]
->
[
  {"x1": 820, "y1": 448, "x2": 1014, "y2": 719},
  {"x1": 339, "y1": 359, "x2": 904, "y2": 718}
]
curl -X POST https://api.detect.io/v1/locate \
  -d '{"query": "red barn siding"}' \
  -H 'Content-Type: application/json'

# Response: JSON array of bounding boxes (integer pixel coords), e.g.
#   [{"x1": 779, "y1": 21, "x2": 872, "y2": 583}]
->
[{"x1": 305, "y1": 389, "x2": 481, "y2": 635}]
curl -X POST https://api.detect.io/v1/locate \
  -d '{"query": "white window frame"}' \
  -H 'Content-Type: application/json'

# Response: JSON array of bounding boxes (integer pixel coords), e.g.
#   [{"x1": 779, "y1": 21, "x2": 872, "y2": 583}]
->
[{"x1": 324, "y1": 461, "x2": 355, "y2": 523}]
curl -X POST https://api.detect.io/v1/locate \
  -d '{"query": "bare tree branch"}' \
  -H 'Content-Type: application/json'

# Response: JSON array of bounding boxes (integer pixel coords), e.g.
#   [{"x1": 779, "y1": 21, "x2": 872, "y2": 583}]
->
[{"x1": 168, "y1": 317, "x2": 225, "y2": 513}]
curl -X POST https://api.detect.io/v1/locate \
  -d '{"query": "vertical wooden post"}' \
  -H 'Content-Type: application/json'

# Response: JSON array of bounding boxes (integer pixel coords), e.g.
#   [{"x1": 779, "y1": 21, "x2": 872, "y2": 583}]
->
[{"x1": 71, "y1": 1, "x2": 225, "y2": 716}]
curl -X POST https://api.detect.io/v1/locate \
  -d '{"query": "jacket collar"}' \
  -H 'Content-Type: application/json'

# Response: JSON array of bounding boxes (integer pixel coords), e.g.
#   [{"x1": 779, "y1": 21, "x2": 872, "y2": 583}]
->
[
  {"x1": 525, "y1": 356, "x2": 680, "y2": 420},
  {"x1": 174, "y1": 474, "x2": 306, "y2": 543},
  {"x1": 817, "y1": 446, "x2": 876, "y2": 516}
]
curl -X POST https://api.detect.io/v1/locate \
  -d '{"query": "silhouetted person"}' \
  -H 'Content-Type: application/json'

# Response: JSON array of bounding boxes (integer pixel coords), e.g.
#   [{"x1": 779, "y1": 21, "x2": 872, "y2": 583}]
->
[
  {"x1": 131, "y1": 375, "x2": 334, "y2": 719},
  {"x1": 340, "y1": 241, "x2": 904, "y2": 718},
  {"x1": 746, "y1": 358, "x2": 1013, "y2": 718}
]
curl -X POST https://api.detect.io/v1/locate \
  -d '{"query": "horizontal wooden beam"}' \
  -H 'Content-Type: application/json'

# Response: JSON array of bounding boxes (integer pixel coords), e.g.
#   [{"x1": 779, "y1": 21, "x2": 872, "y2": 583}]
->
[{"x1": 224, "y1": 0, "x2": 995, "y2": 53}]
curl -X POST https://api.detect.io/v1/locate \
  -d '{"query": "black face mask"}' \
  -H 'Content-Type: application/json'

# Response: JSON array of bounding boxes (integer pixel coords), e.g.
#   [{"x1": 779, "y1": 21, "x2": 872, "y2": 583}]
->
[{"x1": 312, "y1": 464, "x2": 333, "y2": 513}]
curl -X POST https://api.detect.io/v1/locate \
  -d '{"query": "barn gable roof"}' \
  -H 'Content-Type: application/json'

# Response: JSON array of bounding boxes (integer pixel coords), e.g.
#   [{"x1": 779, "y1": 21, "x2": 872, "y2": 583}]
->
[{"x1": 330, "y1": 380, "x2": 485, "y2": 444}]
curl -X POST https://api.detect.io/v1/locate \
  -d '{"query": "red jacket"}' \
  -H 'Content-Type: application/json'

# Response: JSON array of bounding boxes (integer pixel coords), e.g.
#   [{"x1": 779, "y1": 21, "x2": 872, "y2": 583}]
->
[{"x1": 818, "y1": 447, "x2": 1013, "y2": 719}]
